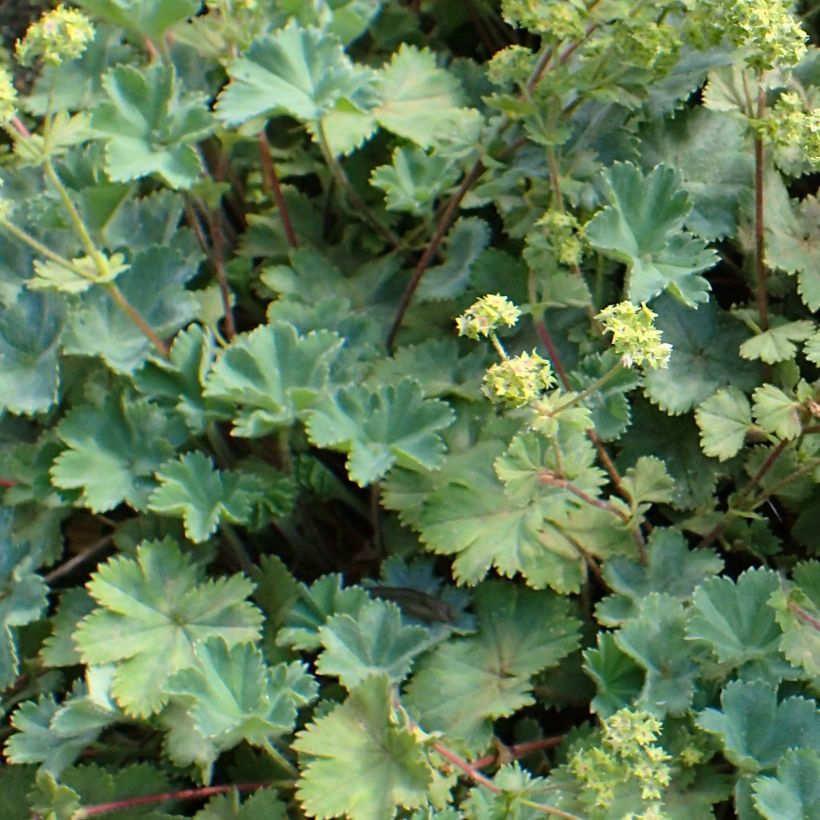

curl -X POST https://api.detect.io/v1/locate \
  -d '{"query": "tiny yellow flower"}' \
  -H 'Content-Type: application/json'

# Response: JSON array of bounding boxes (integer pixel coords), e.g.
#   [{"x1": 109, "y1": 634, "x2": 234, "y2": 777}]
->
[
  {"x1": 16, "y1": 5, "x2": 95, "y2": 67},
  {"x1": 456, "y1": 294, "x2": 521, "y2": 340}
]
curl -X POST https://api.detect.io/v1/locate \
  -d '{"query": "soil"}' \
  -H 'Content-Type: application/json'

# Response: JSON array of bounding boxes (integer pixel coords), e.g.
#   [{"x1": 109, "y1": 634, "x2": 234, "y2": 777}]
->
[{"x1": 0, "y1": 0, "x2": 52, "y2": 48}]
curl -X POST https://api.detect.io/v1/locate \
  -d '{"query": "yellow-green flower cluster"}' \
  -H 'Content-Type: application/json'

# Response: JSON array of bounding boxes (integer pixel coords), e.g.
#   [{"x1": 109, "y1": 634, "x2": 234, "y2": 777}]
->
[
  {"x1": 16, "y1": 5, "x2": 95, "y2": 67},
  {"x1": 501, "y1": 0, "x2": 587, "y2": 40},
  {"x1": 613, "y1": 22, "x2": 680, "y2": 75},
  {"x1": 569, "y1": 709, "x2": 672, "y2": 813},
  {"x1": 596, "y1": 301, "x2": 672, "y2": 370},
  {"x1": 534, "y1": 210, "x2": 585, "y2": 267},
  {"x1": 764, "y1": 92, "x2": 820, "y2": 169},
  {"x1": 724, "y1": 0, "x2": 807, "y2": 71},
  {"x1": 0, "y1": 67, "x2": 17, "y2": 125},
  {"x1": 456, "y1": 294, "x2": 521, "y2": 340},
  {"x1": 482, "y1": 350, "x2": 555, "y2": 408},
  {"x1": 487, "y1": 45, "x2": 536, "y2": 88}
]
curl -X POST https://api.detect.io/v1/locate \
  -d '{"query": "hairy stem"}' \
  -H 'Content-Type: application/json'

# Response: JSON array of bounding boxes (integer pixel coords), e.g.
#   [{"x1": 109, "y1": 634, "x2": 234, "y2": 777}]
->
[
  {"x1": 471, "y1": 735, "x2": 567, "y2": 769},
  {"x1": 258, "y1": 130, "x2": 299, "y2": 249},
  {"x1": 539, "y1": 470, "x2": 627, "y2": 521}
]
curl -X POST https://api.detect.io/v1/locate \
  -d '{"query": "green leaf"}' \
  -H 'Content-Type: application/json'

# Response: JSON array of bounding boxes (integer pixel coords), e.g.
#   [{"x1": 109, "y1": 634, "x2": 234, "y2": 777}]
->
[
  {"x1": 416, "y1": 217, "x2": 491, "y2": 301},
  {"x1": 404, "y1": 581, "x2": 580, "y2": 752},
  {"x1": 697, "y1": 680, "x2": 820, "y2": 773},
  {"x1": 50, "y1": 393, "x2": 180, "y2": 512},
  {"x1": 0, "y1": 764, "x2": 35, "y2": 820},
  {"x1": 764, "y1": 194, "x2": 820, "y2": 312},
  {"x1": 73, "y1": 538, "x2": 263, "y2": 717},
  {"x1": 739, "y1": 320, "x2": 816, "y2": 364},
  {"x1": 5, "y1": 695, "x2": 98, "y2": 775},
  {"x1": 0, "y1": 512, "x2": 49, "y2": 688},
  {"x1": 316, "y1": 598, "x2": 431, "y2": 689},
  {"x1": 768, "y1": 561, "x2": 820, "y2": 681},
  {"x1": 135, "y1": 325, "x2": 231, "y2": 435},
  {"x1": 194, "y1": 789, "x2": 288, "y2": 820},
  {"x1": 752, "y1": 384, "x2": 803, "y2": 439},
  {"x1": 370, "y1": 147, "x2": 459, "y2": 215},
  {"x1": 40, "y1": 589, "x2": 96, "y2": 668},
  {"x1": 92, "y1": 64, "x2": 214, "y2": 189},
  {"x1": 638, "y1": 108, "x2": 753, "y2": 240},
  {"x1": 614, "y1": 593, "x2": 700, "y2": 716},
  {"x1": 695, "y1": 387, "x2": 752, "y2": 461},
  {"x1": 618, "y1": 399, "x2": 721, "y2": 509},
  {"x1": 294, "y1": 674, "x2": 432, "y2": 820},
  {"x1": 63, "y1": 245, "x2": 200, "y2": 374},
  {"x1": 28, "y1": 252, "x2": 128, "y2": 294},
  {"x1": 596, "y1": 527, "x2": 723, "y2": 626},
  {"x1": 687, "y1": 568, "x2": 793, "y2": 682},
  {"x1": 148, "y1": 452, "x2": 253, "y2": 543},
  {"x1": 216, "y1": 24, "x2": 378, "y2": 153},
  {"x1": 752, "y1": 749, "x2": 820, "y2": 820},
  {"x1": 0, "y1": 291, "x2": 64, "y2": 415},
  {"x1": 582, "y1": 632, "x2": 644, "y2": 718},
  {"x1": 204, "y1": 321, "x2": 343, "y2": 437},
  {"x1": 619, "y1": 455, "x2": 675, "y2": 513},
  {"x1": 305, "y1": 379, "x2": 455, "y2": 486},
  {"x1": 643, "y1": 295, "x2": 760, "y2": 414},
  {"x1": 277, "y1": 574, "x2": 370, "y2": 652},
  {"x1": 166, "y1": 638, "x2": 317, "y2": 751},
  {"x1": 77, "y1": 0, "x2": 200, "y2": 40},
  {"x1": 585, "y1": 162, "x2": 717, "y2": 306},
  {"x1": 373, "y1": 44, "x2": 468, "y2": 147}
]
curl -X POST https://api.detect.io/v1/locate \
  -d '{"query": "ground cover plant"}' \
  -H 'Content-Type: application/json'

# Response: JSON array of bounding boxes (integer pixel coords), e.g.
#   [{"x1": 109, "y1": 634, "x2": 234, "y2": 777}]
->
[{"x1": 0, "y1": 0, "x2": 818, "y2": 817}]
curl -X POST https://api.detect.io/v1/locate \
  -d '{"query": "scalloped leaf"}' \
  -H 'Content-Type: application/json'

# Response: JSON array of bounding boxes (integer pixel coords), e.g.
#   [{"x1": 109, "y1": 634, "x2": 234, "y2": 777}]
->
[
  {"x1": 204, "y1": 322, "x2": 343, "y2": 437},
  {"x1": 752, "y1": 384, "x2": 803, "y2": 440},
  {"x1": 752, "y1": 749, "x2": 820, "y2": 820},
  {"x1": 50, "y1": 393, "x2": 182, "y2": 512},
  {"x1": 697, "y1": 680, "x2": 820, "y2": 773},
  {"x1": 92, "y1": 64, "x2": 213, "y2": 189},
  {"x1": 585, "y1": 162, "x2": 717, "y2": 306},
  {"x1": 739, "y1": 320, "x2": 815, "y2": 364},
  {"x1": 294, "y1": 674, "x2": 432, "y2": 820},
  {"x1": 305, "y1": 378, "x2": 455, "y2": 487},
  {"x1": 404, "y1": 581, "x2": 580, "y2": 752},
  {"x1": 317, "y1": 598, "x2": 431, "y2": 689},
  {"x1": 0, "y1": 291, "x2": 64, "y2": 415},
  {"x1": 370, "y1": 147, "x2": 459, "y2": 215},
  {"x1": 695, "y1": 387, "x2": 752, "y2": 461},
  {"x1": 76, "y1": 0, "x2": 200, "y2": 39},
  {"x1": 643, "y1": 295, "x2": 760, "y2": 415},
  {"x1": 166, "y1": 638, "x2": 317, "y2": 750},
  {"x1": 615, "y1": 593, "x2": 700, "y2": 716},
  {"x1": 687, "y1": 568, "x2": 794, "y2": 682},
  {"x1": 73, "y1": 539, "x2": 262, "y2": 717}
]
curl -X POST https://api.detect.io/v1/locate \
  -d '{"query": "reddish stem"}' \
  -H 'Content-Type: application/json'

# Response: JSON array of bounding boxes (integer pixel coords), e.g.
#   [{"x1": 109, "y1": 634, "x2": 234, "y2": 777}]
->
[
  {"x1": 386, "y1": 160, "x2": 484, "y2": 351},
  {"x1": 471, "y1": 736, "x2": 567, "y2": 769},
  {"x1": 0, "y1": 478, "x2": 17, "y2": 487},
  {"x1": 258, "y1": 131, "x2": 299, "y2": 249},
  {"x1": 208, "y1": 209, "x2": 237, "y2": 340},
  {"x1": 789, "y1": 601, "x2": 820, "y2": 632},
  {"x1": 73, "y1": 781, "x2": 274, "y2": 818}
]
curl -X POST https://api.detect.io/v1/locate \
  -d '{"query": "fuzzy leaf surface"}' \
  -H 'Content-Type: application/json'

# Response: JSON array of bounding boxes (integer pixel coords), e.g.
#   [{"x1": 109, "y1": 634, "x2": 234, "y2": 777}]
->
[
  {"x1": 585, "y1": 162, "x2": 716, "y2": 305},
  {"x1": 697, "y1": 680, "x2": 820, "y2": 773},
  {"x1": 73, "y1": 539, "x2": 262, "y2": 717},
  {"x1": 92, "y1": 64, "x2": 213, "y2": 189},
  {"x1": 695, "y1": 387, "x2": 752, "y2": 461},
  {"x1": 306, "y1": 379, "x2": 455, "y2": 486},
  {"x1": 166, "y1": 638, "x2": 316, "y2": 750},
  {"x1": 317, "y1": 598, "x2": 431, "y2": 689},
  {"x1": 50, "y1": 394, "x2": 180, "y2": 512},
  {"x1": 204, "y1": 322, "x2": 343, "y2": 437},
  {"x1": 752, "y1": 749, "x2": 820, "y2": 820}
]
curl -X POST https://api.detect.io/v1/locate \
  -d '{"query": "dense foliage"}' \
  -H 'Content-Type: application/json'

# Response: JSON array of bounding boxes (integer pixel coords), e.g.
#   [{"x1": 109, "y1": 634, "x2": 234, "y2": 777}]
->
[{"x1": 0, "y1": 1, "x2": 818, "y2": 817}]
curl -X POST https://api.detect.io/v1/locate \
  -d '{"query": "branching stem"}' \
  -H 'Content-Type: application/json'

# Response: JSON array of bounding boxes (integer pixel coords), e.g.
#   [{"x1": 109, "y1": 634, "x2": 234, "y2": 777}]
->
[{"x1": 753, "y1": 76, "x2": 769, "y2": 330}]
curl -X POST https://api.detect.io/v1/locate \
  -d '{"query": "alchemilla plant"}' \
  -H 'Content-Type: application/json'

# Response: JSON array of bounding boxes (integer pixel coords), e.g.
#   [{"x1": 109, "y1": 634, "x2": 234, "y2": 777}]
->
[{"x1": 0, "y1": 0, "x2": 818, "y2": 817}]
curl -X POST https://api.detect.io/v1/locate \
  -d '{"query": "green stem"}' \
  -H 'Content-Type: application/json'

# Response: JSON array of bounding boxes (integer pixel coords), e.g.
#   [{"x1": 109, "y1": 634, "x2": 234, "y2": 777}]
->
[
  {"x1": 260, "y1": 738, "x2": 299, "y2": 777},
  {"x1": 0, "y1": 217, "x2": 94, "y2": 280},
  {"x1": 554, "y1": 362, "x2": 622, "y2": 412},
  {"x1": 489, "y1": 332, "x2": 509, "y2": 361}
]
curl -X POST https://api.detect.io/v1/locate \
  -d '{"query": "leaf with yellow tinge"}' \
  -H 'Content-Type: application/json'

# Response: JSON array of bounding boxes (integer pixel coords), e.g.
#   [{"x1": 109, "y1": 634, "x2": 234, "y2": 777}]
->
[{"x1": 294, "y1": 674, "x2": 431, "y2": 820}]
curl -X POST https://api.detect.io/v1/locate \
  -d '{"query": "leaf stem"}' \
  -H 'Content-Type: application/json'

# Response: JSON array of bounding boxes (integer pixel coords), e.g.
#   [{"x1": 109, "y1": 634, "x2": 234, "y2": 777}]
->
[
  {"x1": 316, "y1": 122, "x2": 400, "y2": 251},
  {"x1": 553, "y1": 363, "x2": 622, "y2": 412},
  {"x1": 788, "y1": 601, "x2": 820, "y2": 632},
  {"x1": 208, "y1": 208, "x2": 237, "y2": 340},
  {"x1": 73, "y1": 781, "x2": 289, "y2": 818},
  {"x1": 470, "y1": 735, "x2": 567, "y2": 769},
  {"x1": 44, "y1": 535, "x2": 113, "y2": 586},
  {"x1": 431, "y1": 741, "x2": 581, "y2": 818},
  {"x1": 258, "y1": 130, "x2": 299, "y2": 249},
  {"x1": 753, "y1": 76, "x2": 769, "y2": 331},
  {"x1": 696, "y1": 437, "x2": 791, "y2": 548},
  {"x1": 538, "y1": 470, "x2": 627, "y2": 522}
]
